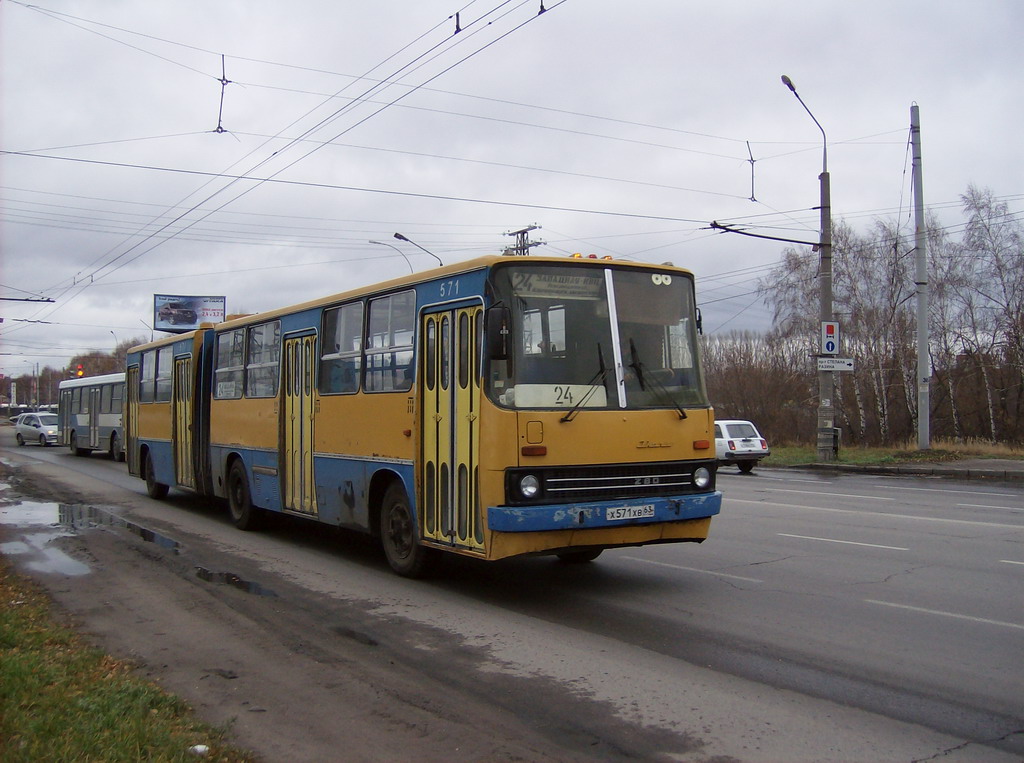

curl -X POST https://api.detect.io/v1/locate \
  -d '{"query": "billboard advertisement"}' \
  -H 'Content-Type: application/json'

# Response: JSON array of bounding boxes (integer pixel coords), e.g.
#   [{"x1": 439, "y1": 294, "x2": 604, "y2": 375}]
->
[{"x1": 153, "y1": 295, "x2": 226, "y2": 333}]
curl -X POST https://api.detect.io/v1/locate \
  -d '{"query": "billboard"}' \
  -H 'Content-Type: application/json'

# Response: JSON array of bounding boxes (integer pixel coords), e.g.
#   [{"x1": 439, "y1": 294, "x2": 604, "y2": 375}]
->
[{"x1": 153, "y1": 295, "x2": 226, "y2": 333}]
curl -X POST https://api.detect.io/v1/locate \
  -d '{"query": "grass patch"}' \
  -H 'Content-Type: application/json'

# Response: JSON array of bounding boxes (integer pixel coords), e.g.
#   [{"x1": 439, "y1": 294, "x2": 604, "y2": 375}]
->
[
  {"x1": 763, "y1": 438, "x2": 1024, "y2": 467},
  {"x1": 0, "y1": 557, "x2": 255, "y2": 762}
]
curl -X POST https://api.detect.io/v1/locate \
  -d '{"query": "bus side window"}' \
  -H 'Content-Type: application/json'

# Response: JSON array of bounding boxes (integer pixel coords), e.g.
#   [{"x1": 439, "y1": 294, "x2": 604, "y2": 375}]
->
[
  {"x1": 366, "y1": 291, "x2": 414, "y2": 393},
  {"x1": 139, "y1": 350, "x2": 156, "y2": 403},
  {"x1": 214, "y1": 329, "x2": 245, "y2": 399},
  {"x1": 155, "y1": 346, "x2": 173, "y2": 402},
  {"x1": 246, "y1": 320, "x2": 281, "y2": 398},
  {"x1": 319, "y1": 303, "x2": 363, "y2": 394}
]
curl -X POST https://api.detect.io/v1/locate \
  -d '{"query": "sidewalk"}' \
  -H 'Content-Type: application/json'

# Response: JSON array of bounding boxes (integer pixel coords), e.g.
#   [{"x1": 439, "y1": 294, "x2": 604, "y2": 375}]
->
[{"x1": 791, "y1": 458, "x2": 1024, "y2": 482}]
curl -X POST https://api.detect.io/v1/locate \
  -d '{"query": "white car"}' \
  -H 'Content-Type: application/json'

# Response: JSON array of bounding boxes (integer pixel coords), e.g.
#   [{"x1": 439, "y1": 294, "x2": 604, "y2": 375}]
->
[
  {"x1": 715, "y1": 419, "x2": 769, "y2": 473},
  {"x1": 14, "y1": 412, "x2": 59, "y2": 447}
]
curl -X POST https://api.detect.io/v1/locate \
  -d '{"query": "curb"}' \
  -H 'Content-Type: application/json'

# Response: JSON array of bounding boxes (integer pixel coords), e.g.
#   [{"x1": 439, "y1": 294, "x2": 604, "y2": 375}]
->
[{"x1": 787, "y1": 463, "x2": 1024, "y2": 482}]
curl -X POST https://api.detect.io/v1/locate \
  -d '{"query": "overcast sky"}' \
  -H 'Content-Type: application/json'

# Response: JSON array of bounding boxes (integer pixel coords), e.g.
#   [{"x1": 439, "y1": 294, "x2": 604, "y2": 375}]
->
[{"x1": 2, "y1": 0, "x2": 1022, "y2": 376}]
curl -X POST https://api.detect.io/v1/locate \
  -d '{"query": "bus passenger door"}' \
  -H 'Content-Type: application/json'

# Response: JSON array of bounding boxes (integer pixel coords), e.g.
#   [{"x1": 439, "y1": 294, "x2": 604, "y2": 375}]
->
[
  {"x1": 88, "y1": 388, "x2": 101, "y2": 449},
  {"x1": 282, "y1": 335, "x2": 317, "y2": 516},
  {"x1": 59, "y1": 389, "x2": 72, "y2": 447},
  {"x1": 173, "y1": 357, "x2": 195, "y2": 490},
  {"x1": 420, "y1": 307, "x2": 484, "y2": 552},
  {"x1": 125, "y1": 366, "x2": 139, "y2": 474}
]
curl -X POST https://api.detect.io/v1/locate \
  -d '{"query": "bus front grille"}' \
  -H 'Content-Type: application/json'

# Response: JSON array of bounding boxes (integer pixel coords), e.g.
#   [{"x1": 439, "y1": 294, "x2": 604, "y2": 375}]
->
[{"x1": 505, "y1": 460, "x2": 716, "y2": 506}]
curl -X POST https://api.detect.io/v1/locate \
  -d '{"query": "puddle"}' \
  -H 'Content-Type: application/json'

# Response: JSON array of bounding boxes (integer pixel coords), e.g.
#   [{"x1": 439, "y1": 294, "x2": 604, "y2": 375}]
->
[
  {"x1": 195, "y1": 566, "x2": 278, "y2": 597},
  {"x1": 61, "y1": 505, "x2": 181, "y2": 552},
  {"x1": 0, "y1": 501, "x2": 90, "y2": 576},
  {"x1": 0, "y1": 501, "x2": 182, "y2": 576}
]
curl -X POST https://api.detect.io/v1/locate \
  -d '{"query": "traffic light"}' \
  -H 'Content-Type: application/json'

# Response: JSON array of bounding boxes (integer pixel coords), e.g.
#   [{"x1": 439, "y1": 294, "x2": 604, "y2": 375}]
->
[{"x1": 75, "y1": 364, "x2": 84, "y2": 377}]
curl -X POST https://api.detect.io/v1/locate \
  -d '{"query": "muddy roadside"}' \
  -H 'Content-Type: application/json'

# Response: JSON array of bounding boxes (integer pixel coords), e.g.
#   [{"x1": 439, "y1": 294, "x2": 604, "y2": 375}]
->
[{"x1": 0, "y1": 456, "x2": 678, "y2": 763}]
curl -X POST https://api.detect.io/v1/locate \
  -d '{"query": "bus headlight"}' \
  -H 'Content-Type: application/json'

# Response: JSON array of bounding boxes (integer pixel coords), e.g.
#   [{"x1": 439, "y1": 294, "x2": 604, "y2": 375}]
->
[
  {"x1": 519, "y1": 474, "x2": 541, "y2": 499},
  {"x1": 693, "y1": 467, "x2": 711, "y2": 489}
]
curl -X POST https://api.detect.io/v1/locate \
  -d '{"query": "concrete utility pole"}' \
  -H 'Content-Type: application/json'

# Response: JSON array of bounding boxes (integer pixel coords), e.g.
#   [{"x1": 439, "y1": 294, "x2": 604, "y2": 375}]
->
[
  {"x1": 782, "y1": 75, "x2": 836, "y2": 462},
  {"x1": 911, "y1": 104, "x2": 930, "y2": 450}
]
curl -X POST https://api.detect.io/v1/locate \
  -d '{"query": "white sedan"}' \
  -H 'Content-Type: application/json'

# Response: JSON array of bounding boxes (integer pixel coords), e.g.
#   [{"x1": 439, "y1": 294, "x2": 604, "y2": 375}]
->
[{"x1": 14, "y1": 412, "x2": 59, "y2": 447}]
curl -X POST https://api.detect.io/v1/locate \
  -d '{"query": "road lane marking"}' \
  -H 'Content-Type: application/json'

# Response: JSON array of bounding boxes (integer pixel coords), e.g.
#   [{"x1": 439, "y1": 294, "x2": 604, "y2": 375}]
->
[
  {"x1": 733, "y1": 475, "x2": 831, "y2": 484},
  {"x1": 771, "y1": 488, "x2": 894, "y2": 501},
  {"x1": 727, "y1": 498, "x2": 1024, "y2": 529},
  {"x1": 622, "y1": 556, "x2": 763, "y2": 583},
  {"x1": 777, "y1": 533, "x2": 908, "y2": 551},
  {"x1": 957, "y1": 503, "x2": 1023, "y2": 512},
  {"x1": 885, "y1": 485, "x2": 1016, "y2": 497},
  {"x1": 865, "y1": 600, "x2": 1024, "y2": 631},
  {"x1": 1000, "y1": 560, "x2": 1024, "y2": 566}
]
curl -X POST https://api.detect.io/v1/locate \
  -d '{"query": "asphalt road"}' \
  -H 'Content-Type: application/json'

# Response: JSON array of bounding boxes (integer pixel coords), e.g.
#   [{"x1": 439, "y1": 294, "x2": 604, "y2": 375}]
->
[{"x1": 2, "y1": 433, "x2": 1022, "y2": 761}]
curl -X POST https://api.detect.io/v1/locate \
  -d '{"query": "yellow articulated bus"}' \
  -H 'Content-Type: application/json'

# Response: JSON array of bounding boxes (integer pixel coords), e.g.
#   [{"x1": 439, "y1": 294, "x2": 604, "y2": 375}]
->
[{"x1": 125, "y1": 255, "x2": 722, "y2": 576}]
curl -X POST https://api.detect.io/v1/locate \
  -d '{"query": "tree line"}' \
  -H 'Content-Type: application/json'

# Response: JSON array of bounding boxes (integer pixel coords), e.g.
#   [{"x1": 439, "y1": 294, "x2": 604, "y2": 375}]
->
[
  {"x1": 3, "y1": 337, "x2": 145, "y2": 411},
  {"x1": 702, "y1": 186, "x2": 1023, "y2": 447}
]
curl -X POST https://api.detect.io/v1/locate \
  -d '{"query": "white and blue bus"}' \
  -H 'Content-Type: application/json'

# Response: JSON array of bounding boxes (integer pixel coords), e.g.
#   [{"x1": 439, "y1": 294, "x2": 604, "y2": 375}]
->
[{"x1": 58, "y1": 373, "x2": 126, "y2": 460}]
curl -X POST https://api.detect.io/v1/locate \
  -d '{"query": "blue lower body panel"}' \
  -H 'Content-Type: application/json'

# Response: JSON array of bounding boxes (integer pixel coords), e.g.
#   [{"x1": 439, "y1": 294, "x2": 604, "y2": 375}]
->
[{"x1": 487, "y1": 491, "x2": 722, "y2": 533}]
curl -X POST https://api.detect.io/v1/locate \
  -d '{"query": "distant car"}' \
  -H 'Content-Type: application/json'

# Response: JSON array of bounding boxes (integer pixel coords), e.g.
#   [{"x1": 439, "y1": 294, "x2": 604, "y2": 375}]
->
[
  {"x1": 715, "y1": 419, "x2": 770, "y2": 473},
  {"x1": 158, "y1": 301, "x2": 198, "y2": 325},
  {"x1": 14, "y1": 412, "x2": 59, "y2": 447}
]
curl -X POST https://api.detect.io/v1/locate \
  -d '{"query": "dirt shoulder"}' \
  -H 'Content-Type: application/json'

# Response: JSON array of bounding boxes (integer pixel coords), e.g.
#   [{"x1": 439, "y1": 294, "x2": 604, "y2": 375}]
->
[{"x1": 0, "y1": 457, "x2": 632, "y2": 763}]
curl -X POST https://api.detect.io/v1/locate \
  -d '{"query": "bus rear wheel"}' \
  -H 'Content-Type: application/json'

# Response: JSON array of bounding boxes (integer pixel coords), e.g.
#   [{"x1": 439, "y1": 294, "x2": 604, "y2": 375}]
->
[
  {"x1": 227, "y1": 461, "x2": 261, "y2": 531},
  {"x1": 70, "y1": 434, "x2": 89, "y2": 457},
  {"x1": 380, "y1": 482, "x2": 433, "y2": 578},
  {"x1": 109, "y1": 432, "x2": 125, "y2": 462},
  {"x1": 144, "y1": 452, "x2": 169, "y2": 499}
]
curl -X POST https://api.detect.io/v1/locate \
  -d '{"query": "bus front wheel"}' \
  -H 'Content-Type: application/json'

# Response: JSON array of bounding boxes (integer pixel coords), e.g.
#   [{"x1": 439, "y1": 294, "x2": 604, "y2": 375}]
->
[
  {"x1": 144, "y1": 452, "x2": 169, "y2": 500},
  {"x1": 380, "y1": 482, "x2": 433, "y2": 578},
  {"x1": 227, "y1": 461, "x2": 261, "y2": 531}
]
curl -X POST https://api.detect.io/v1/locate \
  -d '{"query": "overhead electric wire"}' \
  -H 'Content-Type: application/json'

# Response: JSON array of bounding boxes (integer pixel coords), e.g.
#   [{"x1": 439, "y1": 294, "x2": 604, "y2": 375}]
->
[{"x1": 6, "y1": 1, "x2": 567, "y2": 334}]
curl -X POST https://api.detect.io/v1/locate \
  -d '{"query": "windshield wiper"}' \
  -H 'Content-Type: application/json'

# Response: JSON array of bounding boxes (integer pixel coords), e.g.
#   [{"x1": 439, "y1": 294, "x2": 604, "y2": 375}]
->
[
  {"x1": 561, "y1": 343, "x2": 612, "y2": 423},
  {"x1": 628, "y1": 338, "x2": 687, "y2": 420}
]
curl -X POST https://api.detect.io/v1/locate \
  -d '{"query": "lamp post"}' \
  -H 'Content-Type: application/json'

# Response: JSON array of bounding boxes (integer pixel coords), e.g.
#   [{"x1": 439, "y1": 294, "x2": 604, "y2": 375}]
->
[
  {"x1": 781, "y1": 75, "x2": 835, "y2": 462},
  {"x1": 369, "y1": 240, "x2": 414, "y2": 273},
  {"x1": 393, "y1": 232, "x2": 444, "y2": 267}
]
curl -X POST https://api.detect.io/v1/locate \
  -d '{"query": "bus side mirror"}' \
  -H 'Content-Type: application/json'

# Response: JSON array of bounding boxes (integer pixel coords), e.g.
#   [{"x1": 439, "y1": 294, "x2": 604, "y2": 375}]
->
[
  {"x1": 695, "y1": 307, "x2": 703, "y2": 336},
  {"x1": 485, "y1": 305, "x2": 511, "y2": 360}
]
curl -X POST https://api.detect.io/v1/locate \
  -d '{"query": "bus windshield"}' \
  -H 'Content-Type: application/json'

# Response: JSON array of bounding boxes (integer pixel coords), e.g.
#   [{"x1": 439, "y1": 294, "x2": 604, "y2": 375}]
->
[{"x1": 488, "y1": 263, "x2": 709, "y2": 412}]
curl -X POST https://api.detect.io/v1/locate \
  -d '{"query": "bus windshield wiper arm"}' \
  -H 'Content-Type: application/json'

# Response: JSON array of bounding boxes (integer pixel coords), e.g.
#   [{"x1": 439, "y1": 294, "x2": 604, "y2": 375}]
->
[
  {"x1": 628, "y1": 338, "x2": 687, "y2": 420},
  {"x1": 561, "y1": 343, "x2": 611, "y2": 423}
]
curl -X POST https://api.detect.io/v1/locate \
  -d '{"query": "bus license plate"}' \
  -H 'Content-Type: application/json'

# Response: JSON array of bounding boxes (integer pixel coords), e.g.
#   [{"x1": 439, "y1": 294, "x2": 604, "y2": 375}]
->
[{"x1": 606, "y1": 504, "x2": 655, "y2": 521}]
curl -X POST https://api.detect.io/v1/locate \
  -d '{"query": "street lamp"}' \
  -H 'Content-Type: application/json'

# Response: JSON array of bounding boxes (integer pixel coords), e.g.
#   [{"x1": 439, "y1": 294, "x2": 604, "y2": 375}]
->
[
  {"x1": 781, "y1": 74, "x2": 836, "y2": 462},
  {"x1": 393, "y1": 232, "x2": 444, "y2": 267},
  {"x1": 369, "y1": 240, "x2": 414, "y2": 273}
]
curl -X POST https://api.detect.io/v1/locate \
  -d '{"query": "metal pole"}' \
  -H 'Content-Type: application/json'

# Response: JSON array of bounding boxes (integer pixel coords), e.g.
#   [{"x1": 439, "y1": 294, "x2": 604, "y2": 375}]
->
[
  {"x1": 782, "y1": 75, "x2": 835, "y2": 461},
  {"x1": 393, "y1": 233, "x2": 444, "y2": 267},
  {"x1": 817, "y1": 169, "x2": 836, "y2": 461},
  {"x1": 369, "y1": 240, "x2": 414, "y2": 273},
  {"x1": 911, "y1": 104, "x2": 930, "y2": 449}
]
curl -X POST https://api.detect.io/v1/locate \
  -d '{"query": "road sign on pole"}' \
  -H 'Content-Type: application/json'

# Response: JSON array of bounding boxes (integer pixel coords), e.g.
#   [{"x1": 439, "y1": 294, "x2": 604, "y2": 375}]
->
[
  {"x1": 821, "y1": 321, "x2": 840, "y2": 355},
  {"x1": 817, "y1": 357, "x2": 854, "y2": 372}
]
